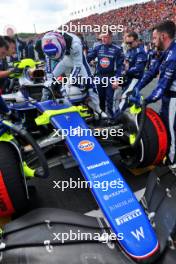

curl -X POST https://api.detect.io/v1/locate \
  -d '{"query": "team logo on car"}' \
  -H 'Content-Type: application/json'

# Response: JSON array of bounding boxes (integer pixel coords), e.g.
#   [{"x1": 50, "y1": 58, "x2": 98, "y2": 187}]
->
[
  {"x1": 78, "y1": 140, "x2": 95, "y2": 152},
  {"x1": 100, "y1": 57, "x2": 110, "y2": 68}
]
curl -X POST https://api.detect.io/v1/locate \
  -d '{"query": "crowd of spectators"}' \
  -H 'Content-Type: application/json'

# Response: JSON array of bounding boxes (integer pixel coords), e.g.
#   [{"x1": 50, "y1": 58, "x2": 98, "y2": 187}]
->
[
  {"x1": 67, "y1": 0, "x2": 175, "y2": 35},
  {"x1": 1, "y1": 0, "x2": 175, "y2": 62}
]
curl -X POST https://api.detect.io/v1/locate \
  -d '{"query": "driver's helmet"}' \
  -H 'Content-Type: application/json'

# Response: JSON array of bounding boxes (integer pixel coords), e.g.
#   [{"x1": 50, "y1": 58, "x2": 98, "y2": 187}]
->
[{"x1": 42, "y1": 31, "x2": 66, "y2": 60}]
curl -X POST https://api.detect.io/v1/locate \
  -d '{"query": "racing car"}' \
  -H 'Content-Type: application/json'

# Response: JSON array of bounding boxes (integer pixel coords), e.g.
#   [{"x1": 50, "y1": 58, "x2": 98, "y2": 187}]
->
[
  {"x1": 1, "y1": 64, "x2": 168, "y2": 170},
  {"x1": 0, "y1": 63, "x2": 172, "y2": 263}
]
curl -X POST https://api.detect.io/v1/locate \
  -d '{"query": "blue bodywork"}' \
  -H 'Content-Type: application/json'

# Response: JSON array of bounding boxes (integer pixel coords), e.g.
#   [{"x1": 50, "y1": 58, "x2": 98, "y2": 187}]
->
[
  {"x1": 35, "y1": 100, "x2": 159, "y2": 260},
  {"x1": 1, "y1": 96, "x2": 159, "y2": 260}
]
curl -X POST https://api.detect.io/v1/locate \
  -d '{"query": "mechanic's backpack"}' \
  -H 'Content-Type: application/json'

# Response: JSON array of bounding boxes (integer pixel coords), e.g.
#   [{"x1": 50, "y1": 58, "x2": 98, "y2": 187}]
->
[
  {"x1": 141, "y1": 166, "x2": 176, "y2": 263},
  {"x1": 0, "y1": 208, "x2": 135, "y2": 264}
]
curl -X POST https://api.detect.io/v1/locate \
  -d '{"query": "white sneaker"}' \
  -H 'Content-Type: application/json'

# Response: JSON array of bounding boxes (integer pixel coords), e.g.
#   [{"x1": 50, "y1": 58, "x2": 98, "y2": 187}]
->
[
  {"x1": 100, "y1": 111, "x2": 108, "y2": 119},
  {"x1": 169, "y1": 164, "x2": 176, "y2": 175},
  {"x1": 169, "y1": 164, "x2": 176, "y2": 169}
]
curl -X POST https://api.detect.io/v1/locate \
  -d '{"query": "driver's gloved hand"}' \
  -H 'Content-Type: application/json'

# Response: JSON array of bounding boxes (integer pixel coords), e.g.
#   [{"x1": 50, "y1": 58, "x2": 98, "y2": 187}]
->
[
  {"x1": 44, "y1": 78, "x2": 66, "y2": 99},
  {"x1": 51, "y1": 80, "x2": 64, "y2": 98}
]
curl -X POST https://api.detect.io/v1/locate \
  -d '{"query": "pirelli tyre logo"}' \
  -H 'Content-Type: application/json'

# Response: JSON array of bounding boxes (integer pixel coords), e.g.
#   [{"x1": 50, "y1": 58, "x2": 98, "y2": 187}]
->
[{"x1": 115, "y1": 209, "x2": 142, "y2": 226}]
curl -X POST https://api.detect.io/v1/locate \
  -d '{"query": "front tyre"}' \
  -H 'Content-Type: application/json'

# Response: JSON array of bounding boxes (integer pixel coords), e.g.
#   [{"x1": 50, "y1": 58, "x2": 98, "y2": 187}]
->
[
  {"x1": 121, "y1": 108, "x2": 168, "y2": 168},
  {"x1": 0, "y1": 142, "x2": 28, "y2": 217}
]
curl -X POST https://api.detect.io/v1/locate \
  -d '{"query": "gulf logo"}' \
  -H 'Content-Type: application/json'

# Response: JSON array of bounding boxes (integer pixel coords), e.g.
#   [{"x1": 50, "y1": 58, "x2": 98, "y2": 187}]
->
[
  {"x1": 78, "y1": 140, "x2": 95, "y2": 152},
  {"x1": 100, "y1": 57, "x2": 110, "y2": 68}
]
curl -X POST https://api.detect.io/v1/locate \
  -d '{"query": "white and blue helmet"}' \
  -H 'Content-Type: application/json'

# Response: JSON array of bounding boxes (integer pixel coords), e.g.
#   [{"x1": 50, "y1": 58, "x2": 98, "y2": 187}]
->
[{"x1": 42, "y1": 31, "x2": 66, "y2": 60}]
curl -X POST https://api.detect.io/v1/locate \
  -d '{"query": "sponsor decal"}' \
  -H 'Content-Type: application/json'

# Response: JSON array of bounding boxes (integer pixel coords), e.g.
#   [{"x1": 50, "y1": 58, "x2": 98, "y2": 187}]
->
[
  {"x1": 109, "y1": 198, "x2": 135, "y2": 211},
  {"x1": 87, "y1": 160, "x2": 110, "y2": 170},
  {"x1": 90, "y1": 169, "x2": 115, "y2": 179},
  {"x1": 78, "y1": 140, "x2": 95, "y2": 152},
  {"x1": 131, "y1": 226, "x2": 145, "y2": 241},
  {"x1": 100, "y1": 57, "x2": 110, "y2": 68},
  {"x1": 103, "y1": 188, "x2": 127, "y2": 201},
  {"x1": 44, "y1": 43, "x2": 58, "y2": 54},
  {"x1": 115, "y1": 209, "x2": 142, "y2": 226}
]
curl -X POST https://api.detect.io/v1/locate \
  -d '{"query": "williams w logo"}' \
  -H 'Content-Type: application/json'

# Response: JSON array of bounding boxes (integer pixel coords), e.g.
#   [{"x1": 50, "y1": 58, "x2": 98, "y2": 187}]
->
[{"x1": 131, "y1": 226, "x2": 145, "y2": 241}]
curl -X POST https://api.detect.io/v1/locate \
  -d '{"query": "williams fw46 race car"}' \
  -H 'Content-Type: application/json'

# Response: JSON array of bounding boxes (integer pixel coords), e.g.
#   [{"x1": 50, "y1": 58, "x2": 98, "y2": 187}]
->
[
  {"x1": 1, "y1": 65, "x2": 168, "y2": 170},
  {"x1": 0, "y1": 66, "x2": 175, "y2": 264}
]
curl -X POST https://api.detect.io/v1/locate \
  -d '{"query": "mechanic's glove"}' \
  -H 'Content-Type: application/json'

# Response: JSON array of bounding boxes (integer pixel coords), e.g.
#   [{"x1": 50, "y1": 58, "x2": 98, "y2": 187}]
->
[
  {"x1": 129, "y1": 94, "x2": 143, "y2": 107},
  {"x1": 9, "y1": 67, "x2": 23, "y2": 76},
  {"x1": 143, "y1": 97, "x2": 150, "y2": 105},
  {"x1": 132, "y1": 86, "x2": 140, "y2": 98}
]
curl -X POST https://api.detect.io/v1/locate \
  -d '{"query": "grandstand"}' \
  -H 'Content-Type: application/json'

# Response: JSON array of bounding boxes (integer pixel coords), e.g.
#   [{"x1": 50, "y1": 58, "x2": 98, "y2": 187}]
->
[{"x1": 66, "y1": 0, "x2": 175, "y2": 46}]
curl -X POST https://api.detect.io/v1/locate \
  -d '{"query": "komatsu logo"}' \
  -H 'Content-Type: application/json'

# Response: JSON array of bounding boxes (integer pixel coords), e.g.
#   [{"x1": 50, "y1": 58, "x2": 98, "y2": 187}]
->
[
  {"x1": 115, "y1": 209, "x2": 142, "y2": 226},
  {"x1": 87, "y1": 160, "x2": 110, "y2": 170}
]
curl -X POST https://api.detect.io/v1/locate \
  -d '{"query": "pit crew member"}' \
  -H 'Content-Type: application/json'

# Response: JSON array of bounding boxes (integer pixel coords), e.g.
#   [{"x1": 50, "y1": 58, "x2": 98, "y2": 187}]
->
[
  {"x1": 132, "y1": 20, "x2": 176, "y2": 168},
  {"x1": 87, "y1": 30, "x2": 124, "y2": 117},
  {"x1": 115, "y1": 32, "x2": 147, "y2": 115}
]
